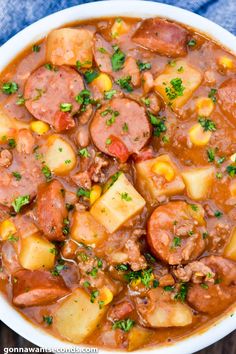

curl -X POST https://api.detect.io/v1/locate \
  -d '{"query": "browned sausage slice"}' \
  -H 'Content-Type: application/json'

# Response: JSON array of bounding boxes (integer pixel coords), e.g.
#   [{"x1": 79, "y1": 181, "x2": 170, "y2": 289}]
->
[
  {"x1": 218, "y1": 78, "x2": 236, "y2": 123},
  {"x1": 13, "y1": 269, "x2": 69, "y2": 307},
  {"x1": 90, "y1": 98, "x2": 151, "y2": 162},
  {"x1": 107, "y1": 300, "x2": 134, "y2": 321},
  {"x1": 187, "y1": 256, "x2": 236, "y2": 314},
  {"x1": 37, "y1": 180, "x2": 68, "y2": 241},
  {"x1": 147, "y1": 201, "x2": 206, "y2": 265},
  {"x1": 132, "y1": 18, "x2": 188, "y2": 57},
  {"x1": 24, "y1": 66, "x2": 84, "y2": 131}
]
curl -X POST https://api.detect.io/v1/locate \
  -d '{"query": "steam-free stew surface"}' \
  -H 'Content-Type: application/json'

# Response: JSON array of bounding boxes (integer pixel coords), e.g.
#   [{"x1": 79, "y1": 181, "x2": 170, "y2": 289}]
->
[{"x1": 0, "y1": 17, "x2": 236, "y2": 351}]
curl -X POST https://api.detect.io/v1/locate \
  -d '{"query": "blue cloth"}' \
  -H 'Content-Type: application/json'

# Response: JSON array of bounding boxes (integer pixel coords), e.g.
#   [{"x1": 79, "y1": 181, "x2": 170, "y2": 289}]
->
[{"x1": 0, "y1": 0, "x2": 235, "y2": 46}]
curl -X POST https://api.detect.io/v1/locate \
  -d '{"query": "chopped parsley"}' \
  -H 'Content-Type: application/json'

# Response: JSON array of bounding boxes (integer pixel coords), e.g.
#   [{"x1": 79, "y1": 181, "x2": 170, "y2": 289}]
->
[
  {"x1": 187, "y1": 39, "x2": 197, "y2": 47},
  {"x1": 87, "y1": 267, "x2": 98, "y2": 278},
  {"x1": 141, "y1": 97, "x2": 150, "y2": 106},
  {"x1": 112, "y1": 318, "x2": 135, "y2": 332},
  {"x1": 105, "y1": 171, "x2": 122, "y2": 190},
  {"x1": 41, "y1": 165, "x2": 52, "y2": 181},
  {"x1": 106, "y1": 138, "x2": 112, "y2": 145},
  {"x1": 90, "y1": 289, "x2": 99, "y2": 302},
  {"x1": 190, "y1": 204, "x2": 198, "y2": 211},
  {"x1": 2, "y1": 81, "x2": 19, "y2": 95},
  {"x1": 101, "y1": 108, "x2": 119, "y2": 126},
  {"x1": 98, "y1": 47, "x2": 107, "y2": 54},
  {"x1": 84, "y1": 69, "x2": 99, "y2": 84},
  {"x1": 83, "y1": 281, "x2": 91, "y2": 288},
  {"x1": 203, "y1": 232, "x2": 209, "y2": 239},
  {"x1": 104, "y1": 89, "x2": 117, "y2": 100},
  {"x1": 16, "y1": 95, "x2": 26, "y2": 106},
  {"x1": 8, "y1": 235, "x2": 19, "y2": 242},
  {"x1": 200, "y1": 283, "x2": 209, "y2": 289},
  {"x1": 115, "y1": 264, "x2": 129, "y2": 271},
  {"x1": 121, "y1": 192, "x2": 132, "y2": 201},
  {"x1": 116, "y1": 76, "x2": 133, "y2": 92},
  {"x1": 77, "y1": 188, "x2": 90, "y2": 198},
  {"x1": 172, "y1": 236, "x2": 181, "y2": 248},
  {"x1": 51, "y1": 263, "x2": 66, "y2": 276},
  {"x1": 44, "y1": 63, "x2": 53, "y2": 71},
  {"x1": 163, "y1": 285, "x2": 175, "y2": 292},
  {"x1": 79, "y1": 148, "x2": 90, "y2": 158},
  {"x1": 111, "y1": 46, "x2": 126, "y2": 71},
  {"x1": 62, "y1": 218, "x2": 70, "y2": 236},
  {"x1": 43, "y1": 316, "x2": 53, "y2": 325},
  {"x1": 60, "y1": 103, "x2": 73, "y2": 112},
  {"x1": 165, "y1": 78, "x2": 185, "y2": 100},
  {"x1": 137, "y1": 60, "x2": 152, "y2": 72},
  {"x1": 12, "y1": 195, "x2": 30, "y2": 213},
  {"x1": 149, "y1": 113, "x2": 167, "y2": 137},
  {"x1": 216, "y1": 172, "x2": 223, "y2": 179},
  {"x1": 124, "y1": 268, "x2": 153, "y2": 288},
  {"x1": 208, "y1": 88, "x2": 217, "y2": 103},
  {"x1": 76, "y1": 60, "x2": 92, "y2": 70},
  {"x1": 122, "y1": 122, "x2": 129, "y2": 132},
  {"x1": 174, "y1": 283, "x2": 188, "y2": 302},
  {"x1": 75, "y1": 89, "x2": 92, "y2": 112},
  {"x1": 207, "y1": 148, "x2": 216, "y2": 162},
  {"x1": 8, "y1": 138, "x2": 16, "y2": 149},
  {"x1": 12, "y1": 172, "x2": 22, "y2": 181},
  {"x1": 226, "y1": 165, "x2": 236, "y2": 177},
  {"x1": 198, "y1": 117, "x2": 216, "y2": 132},
  {"x1": 32, "y1": 44, "x2": 40, "y2": 52},
  {"x1": 214, "y1": 210, "x2": 223, "y2": 218}
]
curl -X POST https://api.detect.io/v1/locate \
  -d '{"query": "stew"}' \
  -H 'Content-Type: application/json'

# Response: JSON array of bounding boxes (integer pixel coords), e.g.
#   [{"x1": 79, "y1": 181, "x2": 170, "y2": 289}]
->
[{"x1": 0, "y1": 16, "x2": 236, "y2": 351}]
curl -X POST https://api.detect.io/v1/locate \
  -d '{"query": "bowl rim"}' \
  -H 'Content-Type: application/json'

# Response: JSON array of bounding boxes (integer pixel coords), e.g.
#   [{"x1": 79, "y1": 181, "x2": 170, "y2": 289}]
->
[{"x1": 0, "y1": 1, "x2": 235, "y2": 353}]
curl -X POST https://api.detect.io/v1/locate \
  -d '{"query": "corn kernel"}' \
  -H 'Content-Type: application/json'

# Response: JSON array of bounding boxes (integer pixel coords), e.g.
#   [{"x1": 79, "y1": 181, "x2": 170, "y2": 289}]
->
[
  {"x1": 0, "y1": 219, "x2": 17, "y2": 241},
  {"x1": 92, "y1": 73, "x2": 112, "y2": 93},
  {"x1": 90, "y1": 185, "x2": 102, "y2": 205},
  {"x1": 230, "y1": 180, "x2": 236, "y2": 197},
  {"x1": 111, "y1": 18, "x2": 130, "y2": 38},
  {"x1": 30, "y1": 121, "x2": 50, "y2": 135},
  {"x1": 151, "y1": 161, "x2": 175, "y2": 182},
  {"x1": 99, "y1": 287, "x2": 113, "y2": 305},
  {"x1": 196, "y1": 97, "x2": 214, "y2": 117},
  {"x1": 230, "y1": 153, "x2": 236, "y2": 163},
  {"x1": 218, "y1": 56, "x2": 234, "y2": 69},
  {"x1": 189, "y1": 123, "x2": 212, "y2": 146},
  {"x1": 131, "y1": 278, "x2": 141, "y2": 287}
]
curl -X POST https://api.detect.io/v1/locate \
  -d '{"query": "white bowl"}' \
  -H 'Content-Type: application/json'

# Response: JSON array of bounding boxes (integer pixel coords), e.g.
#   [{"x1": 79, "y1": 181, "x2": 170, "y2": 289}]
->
[{"x1": 0, "y1": 1, "x2": 235, "y2": 353}]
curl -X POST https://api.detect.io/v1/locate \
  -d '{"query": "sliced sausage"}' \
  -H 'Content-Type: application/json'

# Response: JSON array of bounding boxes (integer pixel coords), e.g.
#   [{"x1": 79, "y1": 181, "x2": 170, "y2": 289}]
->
[
  {"x1": 107, "y1": 300, "x2": 134, "y2": 321},
  {"x1": 187, "y1": 256, "x2": 236, "y2": 314},
  {"x1": 16, "y1": 129, "x2": 35, "y2": 154},
  {"x1": 132, "y1": 18, "x2": 188, "y2": 57},
  {"x1": 93, "y1": 33, "x2": 113, "y2": 74},
  {"x1": 13, "y1": 269, "x2": 69, "y2": 307},
  {"x1": 90, "y1": 98, "x2": 152, "y2": 162},
  {"x1": 24, "y1": 66, "x2": 84, "y2": 131},
  {"x1": 0, "y1": 153, "x2": 44, "y2": 207},
  {"x1": 147, "y1": 201, "x2": 206, "y2": 265},
  {"x1": 218, "y1": 78, "x2": 236, "y2": 123},
  {"x1": 37, "y1": 180, "x2": 68, "y2": 241},
  {"x1": 0, "y1": 204, "x2": 10, "y2": 222},
  {"x1": 0, "y1": 149, "x2": 12, "y2": 167}
]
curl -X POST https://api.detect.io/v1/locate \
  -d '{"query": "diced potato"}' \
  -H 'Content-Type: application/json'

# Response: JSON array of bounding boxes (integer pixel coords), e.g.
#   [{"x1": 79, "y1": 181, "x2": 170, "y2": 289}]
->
[
  {"x1": 0, "y1": 219, "x2": 17, "y2": 241},
  {"x1": 189, "y1": 123, "x2": 212, "y2": 146},
  {"x1": 111, "y1": 18, "x2": 130, "y2": 38},
  {"x1": 71, "y1": 211, "x2": 107, "y2": 245},
  {"x1": 90, "y1": 185, "x2": 102, "y2": 205},
  {"x1": 135, "y1": 155, "x2": 185, "y2": 204},
  {"x1": 128, "y1": 327, "x2": 152, "y2": 351},
  {"x1": 0, "y1": 107, "x2": 29, "y2": 142},
  {"x1": 218, "y1": 56, "x2": 234, "y2": 69},
  {"x1": 224, "y1": 227, "x2": 236, "y2": 261},
  {"x1": 19, "y1": 234, "x2": 56, "y2": 270},
  {"x1": 54, "y1": 288, "x2": 106, "y2": 343},
  {"x1": 182, "y1": 167, "x2": 215, "y2": 200},
  {"x1": 229, "y1": 179, "x2": 236, "y2": 197},
  {"x1": 90, "y1": 173, "x2": 146, "y2": 233},
  {"x1": 30, "y1": 120, "x2": 49, "y2": 135},
  {"x1": 44, "y1": 135, "x2": 76, "y2": 175},
  {"x1": 46, "y1": 28, "x2": 93, "y2": 67},
  {"x1": 154, "y1": 60, "x2": 202, "y2": 111},
  {"x1": 91, "y1": 73, "x2": 113, "y2": 93},
  {"x1": 99, "y1": 287, "x2": 113, "y2": 305},
  {"x1": 195, "y1": 97, "x2": 214, "y2": 117},
  {"x1": 147, "y1": 301, "x2": 192, "y2": 327}
]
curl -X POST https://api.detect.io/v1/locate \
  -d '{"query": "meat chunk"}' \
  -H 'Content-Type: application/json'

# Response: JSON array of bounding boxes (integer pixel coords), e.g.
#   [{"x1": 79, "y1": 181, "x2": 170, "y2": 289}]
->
[
  {"x1": 24, "y1": 66, "x2": 84, "y2": 131},
  {"x1": 218, "y1": 78, "x2": 236, "y2": 123},
  {"x1": 37, "y1": 180, "x2": 68, "y2": 241},
  {"x1": 90, "y1": 98, "x2": 152, "y2": 162},
  {"x1": 71, "y1": 171, "x2": 92, "y2": 189},
  {"x1": 132, "y1": 18, "x2": 188, "y2": 57},
  {"x1": 16, "y1": 129, "x2": 35, "y2": 154},
  {"x1": 116, "y1": 57, "x2": 141, "y2": 87},
  {"x1": 147, "y1": 201, "x2": 206, "y2": 265},
  {"x1": 125, "y1": 229, "x2": 147, "y2": 271},
  {"x1": 173, "y1": 261, "x2": 216, "y2": 283},
  {"x1": 0, "y1": 149, "x2": 12, "y2": 167},
  {"x1": 187, "y1": 256, "x2": 236, "y2": 314},
  {"x1": 107, "y1": 300, "x2": 134, "y2": 321},
  {"x1": 93, "y1": 33, "x2": 113, "y2": 74},
  {"x1": 89, "y1": 155, "x2": 109, "y2": 183},
  {"x1": 13, "y1": 269, "x2": 69, "y2": 307}
]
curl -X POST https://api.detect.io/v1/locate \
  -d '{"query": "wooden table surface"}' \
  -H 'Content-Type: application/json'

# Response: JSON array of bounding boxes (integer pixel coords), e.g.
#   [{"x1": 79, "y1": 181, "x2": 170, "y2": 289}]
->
[{"x1": 1, "y1": 322, "x2": 235, "y2": 353}]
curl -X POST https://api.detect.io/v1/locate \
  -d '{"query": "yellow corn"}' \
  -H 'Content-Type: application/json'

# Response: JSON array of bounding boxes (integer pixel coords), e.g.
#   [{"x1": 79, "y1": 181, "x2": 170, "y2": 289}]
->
[
  {"x1": 92, "y1": 73, "x2": 112, "y2": 93},
  {"x1": 196, "y1": 97, "x2": 214, "y2": 117},
  {"x1": 30, "y1": 121, "x2": 50, "y2": 135},
  {"x1": 131, "y1": 278, "x2": 142, "y2": 287},
  {"x1": 230, "y1": 153, "x2": 236, "y2": 163},
  {"x1": 90, "y1": 185, "x2": 102, "y2": 205},
  {"x1": 218, "y1": 56, "x2": 234, "y2": 69},
  {"x1": 99, "y1": 287, "x2": 113, "y2": 305},
  {"x1": 189, "y1": 123, "x2": 212, "y2": 146},
  {"x1": 111, "y1": 18, "x2": 130, "y2": 38},
  {"x1": 0, "y1": 219, "x2": 17, "y2": 241},
  {"x1": 151, "y1": 161, "x2": 175, "y2": 182}
]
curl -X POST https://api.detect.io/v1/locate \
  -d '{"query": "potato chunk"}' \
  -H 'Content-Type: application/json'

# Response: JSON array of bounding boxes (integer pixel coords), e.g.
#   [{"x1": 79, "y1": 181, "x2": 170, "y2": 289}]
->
[
  {"x1": 90, "y1": 173, "x2": 145, "y2": 233},
  {"x1": 135, "y1": 155, "x2": 185, "y2": 204},
  {"x1": 54, "y1": 288, "x2": 106, "y2": 343},
  {"x1": 71, "y1": 211, "x2": 107, "y2": 246},
  {"x1": 44, "y1": 135, "x2": 76, "y2": 175},
  {"x1": 128, "y1": 327, "x2": 152, "y2": 351},
  {"x1": 46, "y1": 28, "x2": 93, "y2": 67},
  {"x1": 154, "y1": 60, "x2": 202, "y2": 110},
  {"x1": 182, "y1": 166, "x2": 215, "y2": 200},
  {"x1": 19, "y1": 234, "x2": 56, "y2": 270},
  {"x1": 224, "y1": 227, "x2": 236, "y2": 261}
]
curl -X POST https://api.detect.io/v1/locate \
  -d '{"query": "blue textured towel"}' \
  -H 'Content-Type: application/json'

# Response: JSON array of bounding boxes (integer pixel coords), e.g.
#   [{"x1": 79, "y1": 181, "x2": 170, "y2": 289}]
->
[{"x1": 0, "y1": 0, "x2": 235, "y2": 46}]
